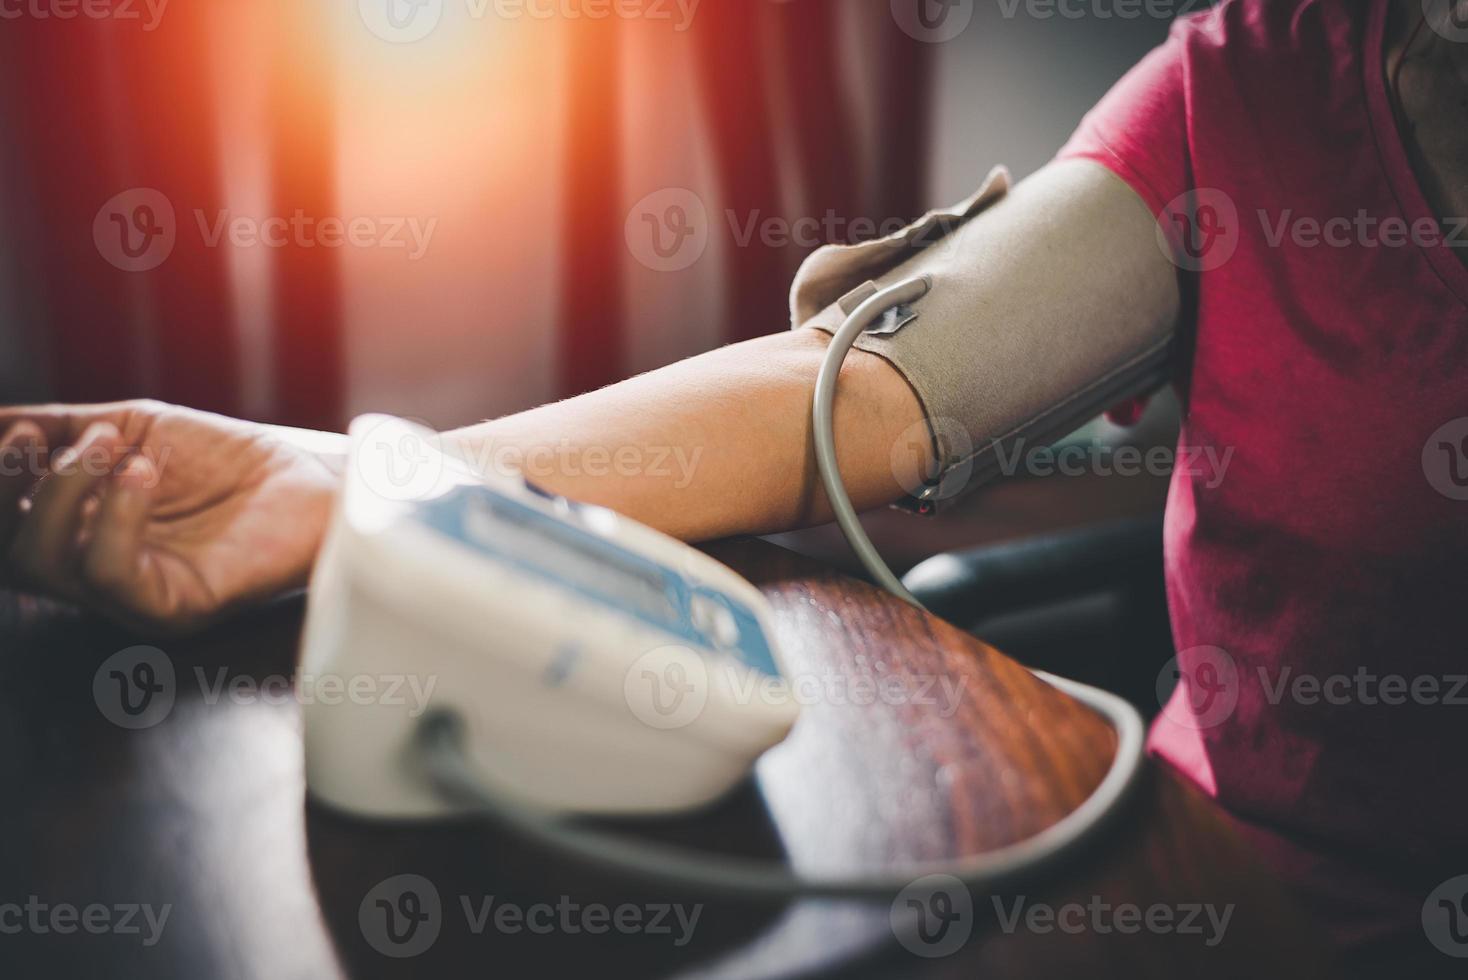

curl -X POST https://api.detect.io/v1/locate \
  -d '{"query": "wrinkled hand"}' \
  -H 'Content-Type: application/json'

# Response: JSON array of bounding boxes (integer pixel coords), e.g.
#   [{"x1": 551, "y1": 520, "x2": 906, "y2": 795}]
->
[{"x1": 0, "y1": 400, "x2": 340, "y2": 632}]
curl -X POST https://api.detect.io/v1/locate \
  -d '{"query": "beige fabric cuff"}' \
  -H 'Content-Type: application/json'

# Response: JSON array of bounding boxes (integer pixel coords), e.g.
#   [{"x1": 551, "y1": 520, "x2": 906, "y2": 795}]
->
[{"x1": 789, "y1": 162, "x2": 1176, "y2": 512}]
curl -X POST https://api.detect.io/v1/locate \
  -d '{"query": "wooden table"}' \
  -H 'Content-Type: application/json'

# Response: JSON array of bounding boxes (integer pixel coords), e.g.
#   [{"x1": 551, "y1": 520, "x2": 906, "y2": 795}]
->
[{"x1": 0, "y1": 539, "x2": 1332, "y2": 979}]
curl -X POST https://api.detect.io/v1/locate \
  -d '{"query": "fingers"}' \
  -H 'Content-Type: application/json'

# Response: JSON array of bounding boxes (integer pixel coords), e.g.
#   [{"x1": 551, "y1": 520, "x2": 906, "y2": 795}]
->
[
  {"x1": 0, "y1": 400, "x2": 165, "y2": 457},
  {"x1": 0, "y1": 404, "x2": 109, "y2": 448},
  {"x1": 0, "y1": 421, "x2": 47, "y2": 552},
  {"x1": 82, "y1": 455, "x2": 156, "y2": 606},
  {"x1": 7, "y1": 422, "x2": 127, "y2": 599}
]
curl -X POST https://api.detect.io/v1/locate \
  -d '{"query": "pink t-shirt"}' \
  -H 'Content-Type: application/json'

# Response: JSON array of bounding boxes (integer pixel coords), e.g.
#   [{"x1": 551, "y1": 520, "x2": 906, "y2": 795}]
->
[{"x1": 1058, "y1": 0, "x2": 1468, "y2": 966}]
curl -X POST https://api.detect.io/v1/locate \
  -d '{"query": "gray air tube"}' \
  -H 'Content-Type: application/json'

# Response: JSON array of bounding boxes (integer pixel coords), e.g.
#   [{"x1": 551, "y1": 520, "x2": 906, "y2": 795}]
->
[{"x1": 415, "y1": 275, "x2": 1147, "y2": 903}]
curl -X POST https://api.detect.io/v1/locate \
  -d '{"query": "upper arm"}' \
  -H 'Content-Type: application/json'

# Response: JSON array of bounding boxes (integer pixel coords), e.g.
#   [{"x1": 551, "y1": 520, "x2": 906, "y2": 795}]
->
[
  {"x1": 790, "y1": 9, "x2": 1199, "y2": 505},
  {"x1": 793, "y1": 158, "x2": 1182, "y2": 505}
]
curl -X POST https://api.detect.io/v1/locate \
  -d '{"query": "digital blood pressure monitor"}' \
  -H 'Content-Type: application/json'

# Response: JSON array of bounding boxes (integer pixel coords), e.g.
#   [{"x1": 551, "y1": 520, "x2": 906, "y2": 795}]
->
[
  {"x1": 300, "y1": 415, "x2": 798, "y2": 818},
  {"x1": 302, "y1": 276, "x2": 1145, "y2": 900}
]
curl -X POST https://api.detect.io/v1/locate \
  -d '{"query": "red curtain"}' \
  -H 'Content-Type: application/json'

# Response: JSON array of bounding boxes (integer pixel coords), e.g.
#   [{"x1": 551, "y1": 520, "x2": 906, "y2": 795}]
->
[
  {"x1": 3, "y1": 3, "x2": 929, "y2": 416},
  {"x1": 264, "y1": 1, "x2": 344, "y2": 430},
  {"x1": 558, "y1": 11, "x2": 628, "y2": 398},
  {"x1": 553, "y1": 0, "x2": 935, "y2": 397},
  {"x1": 1, "y1": 9, "x2": 237, "y2": 411},
  {"x1": 0, "y1": 2, "x2": 343, "y2": 428},
  {"x1": 693, "y1": 1, "x2": 934, "y2": 345}
]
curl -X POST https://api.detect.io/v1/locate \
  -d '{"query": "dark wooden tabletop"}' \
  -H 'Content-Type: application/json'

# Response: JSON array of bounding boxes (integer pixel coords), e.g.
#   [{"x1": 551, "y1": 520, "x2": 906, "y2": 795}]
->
[{"x1": 0, "y1": 537, "x2": 1333, "y2": 979}]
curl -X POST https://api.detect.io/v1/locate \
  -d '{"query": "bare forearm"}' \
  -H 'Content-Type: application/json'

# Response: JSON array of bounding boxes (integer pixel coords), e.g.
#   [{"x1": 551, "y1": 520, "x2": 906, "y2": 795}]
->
[{"x1": 445, "y1": 329, "x2": 929, "y2": 542}]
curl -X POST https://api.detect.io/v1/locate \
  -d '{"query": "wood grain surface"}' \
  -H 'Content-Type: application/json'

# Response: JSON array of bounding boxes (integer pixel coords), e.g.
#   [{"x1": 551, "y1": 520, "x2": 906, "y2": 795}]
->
[{"x1": 0, "y1": 537, "x2": 1333, "y2": 978}]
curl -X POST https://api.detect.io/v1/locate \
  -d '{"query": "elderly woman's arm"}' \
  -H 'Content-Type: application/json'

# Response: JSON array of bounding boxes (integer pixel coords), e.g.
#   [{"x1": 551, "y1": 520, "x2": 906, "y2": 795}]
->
[{"x1": 0, "y1": 158, "x2": 1178, "y2": 629}]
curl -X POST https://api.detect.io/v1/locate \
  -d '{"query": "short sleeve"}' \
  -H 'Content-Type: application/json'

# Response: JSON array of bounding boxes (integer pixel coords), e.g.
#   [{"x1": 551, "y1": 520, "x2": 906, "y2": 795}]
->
[{"x1": 1055, "y1": 18, "x2": 1194, "y2": 219}]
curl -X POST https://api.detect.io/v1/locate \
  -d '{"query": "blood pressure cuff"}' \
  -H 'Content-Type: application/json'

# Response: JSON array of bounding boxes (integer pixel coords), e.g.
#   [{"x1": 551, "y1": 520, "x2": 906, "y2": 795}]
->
[{"x1": 789, "y1": 163, "x2": 1177, "y2": 512}]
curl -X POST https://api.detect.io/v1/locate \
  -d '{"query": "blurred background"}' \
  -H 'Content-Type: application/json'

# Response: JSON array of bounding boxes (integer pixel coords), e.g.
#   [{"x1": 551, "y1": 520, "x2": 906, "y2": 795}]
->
[
  {"x1": 0, "y1": 0, "x2": 1176, "y2": 423},
  {"x1": 0, "y1": 0, "x2": 1190, "y2": 689}
]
